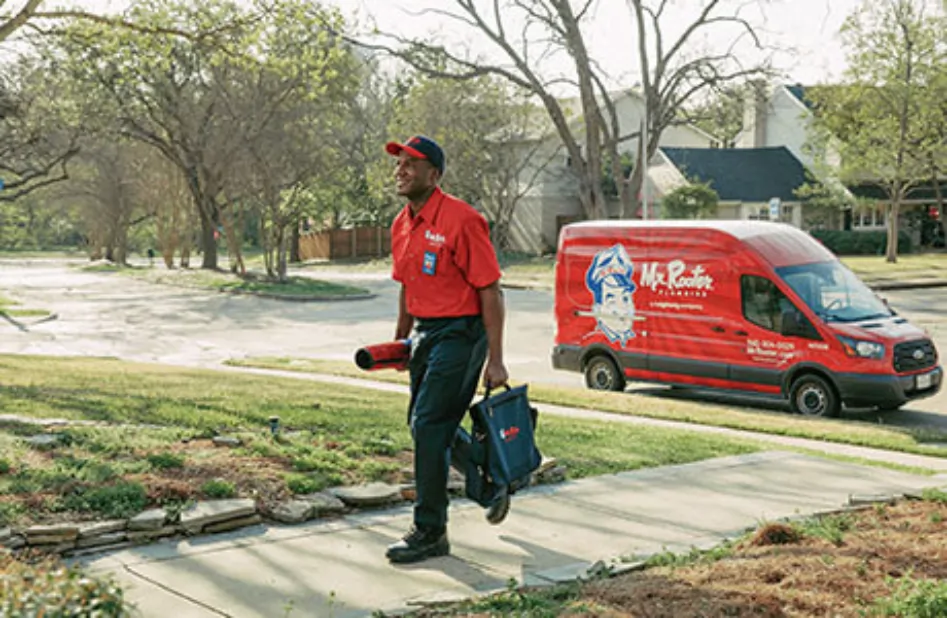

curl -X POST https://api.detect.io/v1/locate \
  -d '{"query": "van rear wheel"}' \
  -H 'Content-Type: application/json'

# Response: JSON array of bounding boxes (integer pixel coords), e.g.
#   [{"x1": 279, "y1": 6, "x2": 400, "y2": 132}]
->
[
  {"x1": 584, "y1": 355, "x2": 626, "y2": 392},
  {"x1": 789, "y1": 374, "x2": 839, "y2": 418}
]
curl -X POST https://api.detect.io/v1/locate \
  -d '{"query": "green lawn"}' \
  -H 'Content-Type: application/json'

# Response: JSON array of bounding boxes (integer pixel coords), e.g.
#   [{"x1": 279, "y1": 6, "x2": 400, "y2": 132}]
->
[
  {"x1": 0, "y1": 294, "x2": 51, "y2": 319},
  {"x1": 0, "y1": 354, "x2": 763, "y2": 529},
  {"x1": 225, "y1": 357, "x2": 947, "y2": 460},
  {"x1": 81, "y1": 264, "x2": 370, "y2": 299}
]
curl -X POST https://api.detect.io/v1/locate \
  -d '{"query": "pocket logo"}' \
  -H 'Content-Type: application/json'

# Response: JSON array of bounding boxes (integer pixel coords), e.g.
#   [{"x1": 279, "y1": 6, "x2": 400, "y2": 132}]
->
[{"x1": 422, "y1": 251, "x2": 437, "y2": 275}]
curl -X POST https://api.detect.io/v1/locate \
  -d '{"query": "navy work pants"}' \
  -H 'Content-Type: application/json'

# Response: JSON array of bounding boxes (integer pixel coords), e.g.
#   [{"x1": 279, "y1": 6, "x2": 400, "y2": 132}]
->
[{"x1": 408, "y1": 315, "x2": 487, "y2": 532}]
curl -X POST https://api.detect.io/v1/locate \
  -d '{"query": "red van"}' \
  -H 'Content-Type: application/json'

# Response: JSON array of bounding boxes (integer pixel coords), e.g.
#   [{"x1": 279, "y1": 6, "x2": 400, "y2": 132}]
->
[{"x1": 551, "y1": 220, "x2": 942, "y2": 417}]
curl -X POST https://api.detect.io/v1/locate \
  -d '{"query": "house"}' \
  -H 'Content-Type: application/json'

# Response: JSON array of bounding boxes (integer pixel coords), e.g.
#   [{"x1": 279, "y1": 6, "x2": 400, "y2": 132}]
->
[
  {"x1": 505, "y1": 89, "x2": 719, "y2": 254},
  {"x1": 737, "y1": 82, "x2": 944, "y2": 243},
  {"x1": 648, "y1": 146, "x2": 808, "y2": 227}
]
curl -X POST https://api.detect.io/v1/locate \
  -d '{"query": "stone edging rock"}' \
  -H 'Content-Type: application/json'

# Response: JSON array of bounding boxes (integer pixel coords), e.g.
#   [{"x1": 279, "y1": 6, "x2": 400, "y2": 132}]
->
[{"x1": 0, "y1": 459, "x2": 565, "y2": 559}]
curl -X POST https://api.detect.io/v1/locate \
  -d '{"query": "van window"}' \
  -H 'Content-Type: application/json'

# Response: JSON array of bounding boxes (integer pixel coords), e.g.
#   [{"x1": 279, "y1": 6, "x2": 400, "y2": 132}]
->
[{"x1": 741, "y1": 275, "x2": 814, "y2": 336}]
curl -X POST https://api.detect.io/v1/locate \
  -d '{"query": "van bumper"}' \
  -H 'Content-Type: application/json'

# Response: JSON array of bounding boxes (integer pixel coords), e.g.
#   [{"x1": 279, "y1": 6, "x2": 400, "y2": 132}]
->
[
  {"x1": 836, "y1": 366, "x2": 943, "y2": 409},
  {"x1": 551, "y1": 345, "x2": 583, "y2": 372}
]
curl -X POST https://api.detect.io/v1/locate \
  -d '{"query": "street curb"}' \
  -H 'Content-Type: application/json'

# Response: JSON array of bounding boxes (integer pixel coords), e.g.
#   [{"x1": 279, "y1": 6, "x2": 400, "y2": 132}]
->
[
  {"x1": 213, "y1": 287, "x2": 377, "y2": 302},
  {"x1": 870, "y1": 280, "x2": 947, "y2": 291}
]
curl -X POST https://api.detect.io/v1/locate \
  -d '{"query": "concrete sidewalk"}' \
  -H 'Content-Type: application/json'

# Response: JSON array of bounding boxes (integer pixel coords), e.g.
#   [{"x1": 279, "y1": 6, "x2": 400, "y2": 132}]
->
[{"x1": 80, "y1": 451, "x2": 947, "y2": 618}]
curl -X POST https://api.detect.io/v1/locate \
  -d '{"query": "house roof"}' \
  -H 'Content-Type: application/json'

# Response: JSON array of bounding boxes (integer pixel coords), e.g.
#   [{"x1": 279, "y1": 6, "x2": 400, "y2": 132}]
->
[
  {"x1": 659, "y1": 146, "x2": 811, "y2": 202},
  {"x1": 850, "y1": 181, "x2": 947, "y2": 203},
  {"x1": 785, "y1": 84, "x2": 815, "y2": 110}
]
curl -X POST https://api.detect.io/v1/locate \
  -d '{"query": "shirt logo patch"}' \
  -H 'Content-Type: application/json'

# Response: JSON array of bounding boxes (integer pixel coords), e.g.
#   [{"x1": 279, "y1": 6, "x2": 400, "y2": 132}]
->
[
  {"x1": 425, "y1": 230, "x2": 446, "y2": 246},
  {"x1": 422, "y1": 251, "x2": 437, "y2": 275}
]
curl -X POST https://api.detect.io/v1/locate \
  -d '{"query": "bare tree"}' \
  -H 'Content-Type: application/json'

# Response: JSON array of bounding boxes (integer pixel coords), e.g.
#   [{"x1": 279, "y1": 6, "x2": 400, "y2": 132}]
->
[
  {"x1": 622, "y1": 0, "x2": 772, "y2": 217},
  {"x1": 347, "y1": 0, "x2": 772, "y2": 221}
]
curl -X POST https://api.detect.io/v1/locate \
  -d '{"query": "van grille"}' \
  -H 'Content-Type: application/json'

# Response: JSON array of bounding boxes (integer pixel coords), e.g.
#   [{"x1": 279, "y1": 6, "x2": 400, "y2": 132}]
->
[{"x1": 893, "y1": 339, "x2": 937, "y2": 373}]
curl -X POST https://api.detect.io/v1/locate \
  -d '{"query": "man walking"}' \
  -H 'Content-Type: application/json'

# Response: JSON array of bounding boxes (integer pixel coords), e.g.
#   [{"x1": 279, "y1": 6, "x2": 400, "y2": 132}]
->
[{"x1": 383, "y1": 135, "x2": 511, "y2": 564}]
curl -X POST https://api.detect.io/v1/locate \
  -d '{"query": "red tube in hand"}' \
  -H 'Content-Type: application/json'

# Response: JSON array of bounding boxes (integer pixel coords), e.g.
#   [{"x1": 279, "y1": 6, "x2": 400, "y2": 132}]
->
[{"x1": 354, "y1": 339, "x2": 411, "y2": 371}]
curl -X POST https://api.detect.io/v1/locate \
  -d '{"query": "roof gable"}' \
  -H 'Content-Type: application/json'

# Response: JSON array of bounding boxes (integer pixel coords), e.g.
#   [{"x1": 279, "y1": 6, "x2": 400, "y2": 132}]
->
[{"x1": 659, "y1": 146, "x2": 811, "y2": 202}]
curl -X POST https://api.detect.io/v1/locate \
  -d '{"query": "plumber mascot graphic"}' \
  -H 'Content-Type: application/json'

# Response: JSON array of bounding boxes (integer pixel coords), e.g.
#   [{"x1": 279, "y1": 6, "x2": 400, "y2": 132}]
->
[{"x1": 584, "y1": 244, "x2": 641, "y2": 346}]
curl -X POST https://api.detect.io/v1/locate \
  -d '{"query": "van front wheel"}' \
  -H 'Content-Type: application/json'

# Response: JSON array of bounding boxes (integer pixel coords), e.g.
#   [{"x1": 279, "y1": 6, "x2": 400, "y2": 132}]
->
[
  {"x1": 584, "y1": 355, "x2": 626, "y2": 392},
  {"x1": 789, "y1": 374, "x2": 839, "y2": 418}
]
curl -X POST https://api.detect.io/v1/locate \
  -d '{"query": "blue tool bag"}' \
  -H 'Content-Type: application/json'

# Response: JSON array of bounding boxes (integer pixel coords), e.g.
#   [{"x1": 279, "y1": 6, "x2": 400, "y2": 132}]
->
[{"x1": 452, "y1": 384, "x2": 542, "y2": 508}]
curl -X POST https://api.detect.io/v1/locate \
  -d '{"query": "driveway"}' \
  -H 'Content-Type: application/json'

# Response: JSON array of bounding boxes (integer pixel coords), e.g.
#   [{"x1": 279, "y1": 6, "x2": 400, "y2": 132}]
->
[{"x1": 1, "y1": 259, "x2": 945, "y2": 425}]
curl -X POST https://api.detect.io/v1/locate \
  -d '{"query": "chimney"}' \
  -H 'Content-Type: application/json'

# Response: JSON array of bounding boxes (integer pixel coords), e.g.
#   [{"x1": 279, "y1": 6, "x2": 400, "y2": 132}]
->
[{"x1": 740, "y1": 80, "x2": 768, "y2": 148}]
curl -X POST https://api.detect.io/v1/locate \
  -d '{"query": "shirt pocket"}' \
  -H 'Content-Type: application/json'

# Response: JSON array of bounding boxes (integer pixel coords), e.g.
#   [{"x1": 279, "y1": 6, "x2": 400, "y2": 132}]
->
[{"x1": 419, "y1": 244, "x2": 450, "y2": 277}]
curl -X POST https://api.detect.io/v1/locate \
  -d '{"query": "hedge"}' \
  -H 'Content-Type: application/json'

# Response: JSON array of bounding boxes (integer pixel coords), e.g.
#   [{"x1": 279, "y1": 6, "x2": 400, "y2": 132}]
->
[{"x1": 810, "y1": 230, "x2": 913, "y2": 256}]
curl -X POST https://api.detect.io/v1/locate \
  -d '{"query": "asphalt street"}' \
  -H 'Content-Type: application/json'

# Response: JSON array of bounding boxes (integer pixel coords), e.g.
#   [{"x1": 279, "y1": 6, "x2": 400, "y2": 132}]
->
[{"x1": 1, "y1": 259, "x2": 945, "y2": 426}]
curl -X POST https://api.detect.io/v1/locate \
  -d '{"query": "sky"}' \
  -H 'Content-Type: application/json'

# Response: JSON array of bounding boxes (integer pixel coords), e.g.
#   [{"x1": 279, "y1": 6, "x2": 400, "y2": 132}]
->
[
  {"x1": 328, "y1": 0, "x2": 865, "y2": 92},
  {"x1": 8, "y1": 0, "x2": 868, "y2": 93}
]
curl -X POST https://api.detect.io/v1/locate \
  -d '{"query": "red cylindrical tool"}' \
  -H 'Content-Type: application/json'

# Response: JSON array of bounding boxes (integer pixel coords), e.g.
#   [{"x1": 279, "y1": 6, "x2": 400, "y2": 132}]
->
[{"x1": 354, "y1": 339, "x2": 411, "y2": 371}]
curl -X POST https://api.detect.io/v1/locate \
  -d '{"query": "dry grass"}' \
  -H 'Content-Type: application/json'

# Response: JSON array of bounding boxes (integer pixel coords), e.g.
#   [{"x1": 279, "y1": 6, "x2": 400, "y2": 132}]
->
[{"x1": 414, "y1": 493, "x2": 947, "y2": 617}]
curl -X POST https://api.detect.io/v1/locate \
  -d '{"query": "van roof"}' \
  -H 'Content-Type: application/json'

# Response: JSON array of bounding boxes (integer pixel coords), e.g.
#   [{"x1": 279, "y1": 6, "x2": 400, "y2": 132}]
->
[
  {"x1": 562, "y1": 219, "x2": 792, "y2": 240},
  {"x1": 560, "y1": 220, "x2": 837, "y2": 267}
]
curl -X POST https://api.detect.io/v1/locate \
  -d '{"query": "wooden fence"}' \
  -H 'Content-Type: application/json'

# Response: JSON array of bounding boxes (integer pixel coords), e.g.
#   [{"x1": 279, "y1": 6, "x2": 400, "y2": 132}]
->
[{"x1": 298, "y1": 226, "x2": 391, "y2": 261}]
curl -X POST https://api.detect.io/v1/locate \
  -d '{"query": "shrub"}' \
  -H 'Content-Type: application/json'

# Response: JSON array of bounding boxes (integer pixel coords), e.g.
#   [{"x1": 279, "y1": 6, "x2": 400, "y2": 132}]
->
[
  {"x1": 0, "y1": 459, "x2": 10, "y2": 475},
  {"x1": 64, "y1": 481, "x2": 148, "y2": 519},
  {"x1": 810, "y1": 229, "x2": 913, "y2": 256},
  {"x1": 873, "y1": 575, "x2": 947, "y2": 617},
  {"x1": 146, "y1": 452, "x2": 186, "y2": 470},
  {"x1": 201, "y1": 479, "x2": 236, "y2": 499},
  {"x1": 286, "y1": 473, "x2": 331, "y2": 495},
  {"x1": 0, "y1": 555, "x2": 129, "y2": 617}
]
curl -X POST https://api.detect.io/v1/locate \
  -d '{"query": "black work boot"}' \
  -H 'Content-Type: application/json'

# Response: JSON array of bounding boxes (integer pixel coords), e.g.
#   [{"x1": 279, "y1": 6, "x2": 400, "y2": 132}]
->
[
  {"x1": 386, "y1": 526, "x2": 449, "y2": 564},
  {"x1": 485, "y1": 486, "x2": 511, "y2": 525}
]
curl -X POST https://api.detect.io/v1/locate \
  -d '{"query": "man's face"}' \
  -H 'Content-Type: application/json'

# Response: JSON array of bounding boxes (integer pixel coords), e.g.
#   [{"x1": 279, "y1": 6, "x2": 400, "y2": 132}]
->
[{"x1": 395, "y1": 152, "x2": 439, "y2": 199}]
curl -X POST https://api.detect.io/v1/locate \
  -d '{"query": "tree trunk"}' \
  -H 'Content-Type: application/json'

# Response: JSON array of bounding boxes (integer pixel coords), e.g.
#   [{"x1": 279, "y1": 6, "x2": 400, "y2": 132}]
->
[
  {"x1": 198, "y1": 203, "x2": 218, "y2": 270},
  {"x1": 626, "y1": 160, "x2": 644, "y2": 219},
  {"x1": 290, "y1": 218, "x2": 301, "y2": 263},
  {"x1": 886, "y1": 190, "x2": 901, "y2": 263},
  {"x1": 932, "y1": 173, "x2": 945, "y2": 247}
]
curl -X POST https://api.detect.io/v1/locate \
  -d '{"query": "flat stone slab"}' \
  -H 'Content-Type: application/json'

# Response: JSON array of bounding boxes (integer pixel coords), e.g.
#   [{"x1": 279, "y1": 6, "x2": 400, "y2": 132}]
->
[
  {"x1": 24, "y1": 434, "x2": 64, "y2": 449},
  {"x1": 331, "y1": 483, "x2": 402, "y2": 507},
  {"x1": 128, "y1": 526, "x2": 178, "y2": 543},
  {"x1": 128, "y1": 509, "x2": 168, "y2": 532},
  {"x1": 298, "y1": 492, "x2": 346, "y2": 515},
  {"x1": 212, "y1": 436, "x2": 242, "y2": 448},
  {"x1": 25, "y1": 524, "x2": 79, "y2": 542},
  {"x1": 204, "y1": 514, "x2": 262, "y2": 534},
  {"x1": 270, "y1": 501, "x2": 314, "y2": 524},
  {"x1": 180, "y1": 499, "x2": 257, "y2": 534},
  {"x1": 79, "y1": 520, "x2": 127, "y2": 539},
  {"x1": 0, "y1": 528, "x2": 12, "y2": 544},
  {"x1": 77, "y1": 532, "x2": 128, "y2": 549}
]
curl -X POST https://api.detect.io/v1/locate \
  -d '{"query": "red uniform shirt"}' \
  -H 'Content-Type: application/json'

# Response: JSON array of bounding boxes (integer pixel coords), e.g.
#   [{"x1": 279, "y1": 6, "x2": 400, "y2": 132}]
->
[{"x1": 391, "y1": 187, "x2": 501, "y2": 319}]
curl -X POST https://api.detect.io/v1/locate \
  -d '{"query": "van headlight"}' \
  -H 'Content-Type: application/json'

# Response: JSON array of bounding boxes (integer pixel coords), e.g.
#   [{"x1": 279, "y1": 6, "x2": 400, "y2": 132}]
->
[{"x1": 838, "y1": 336, "x2": 885, "y2": 359}]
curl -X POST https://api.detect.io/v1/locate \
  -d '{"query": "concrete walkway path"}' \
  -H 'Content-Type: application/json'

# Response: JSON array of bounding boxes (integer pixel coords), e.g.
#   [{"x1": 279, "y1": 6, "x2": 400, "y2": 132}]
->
[{"x1": 80, "y1": 451, "x2": 947, "y2": 618}]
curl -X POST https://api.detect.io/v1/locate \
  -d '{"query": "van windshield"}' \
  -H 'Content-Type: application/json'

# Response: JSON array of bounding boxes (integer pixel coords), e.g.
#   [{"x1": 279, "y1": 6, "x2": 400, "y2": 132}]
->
[{"x1": 776, "y1": 261, "x2": 893, "y2": 323}]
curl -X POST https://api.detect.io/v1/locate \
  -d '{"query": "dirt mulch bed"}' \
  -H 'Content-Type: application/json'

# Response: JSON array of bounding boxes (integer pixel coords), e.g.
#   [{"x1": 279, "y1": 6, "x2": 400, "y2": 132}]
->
[{"x1": 576, "y1": 499, "x2": 947, "y2": 617}]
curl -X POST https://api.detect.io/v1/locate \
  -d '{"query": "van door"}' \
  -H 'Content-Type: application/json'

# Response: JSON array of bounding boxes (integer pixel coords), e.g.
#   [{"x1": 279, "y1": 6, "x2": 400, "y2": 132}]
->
[
  {"x1": 641, "y1": 255, "x2": 744, "y2": 387},
  {"x1": 733, "y1": 274, "x2": 820, "y2": 392}
]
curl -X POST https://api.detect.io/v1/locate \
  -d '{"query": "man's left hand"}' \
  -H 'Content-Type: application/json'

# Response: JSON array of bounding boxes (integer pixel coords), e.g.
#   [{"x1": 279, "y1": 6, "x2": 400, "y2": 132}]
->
[{"x1": 483, "y1": 359, "x2": 509, "y2": 390}]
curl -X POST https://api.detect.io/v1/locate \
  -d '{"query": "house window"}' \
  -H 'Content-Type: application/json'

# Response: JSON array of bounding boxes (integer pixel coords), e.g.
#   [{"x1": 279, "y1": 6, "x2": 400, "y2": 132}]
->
[
  {"x1": 780, "y1": 205, "x2": 794, "y2": 223},
  {"x1": 853, "y1": 204, "x2": 887, "y2": 229},
  {"x1": 747, "y1": 206, "x2": 769, "y2": 221}
]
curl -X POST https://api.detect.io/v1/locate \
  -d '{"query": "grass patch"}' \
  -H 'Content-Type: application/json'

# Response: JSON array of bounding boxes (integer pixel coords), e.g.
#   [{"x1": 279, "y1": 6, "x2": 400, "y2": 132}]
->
[
  {"x1": 407, "y1": 496, "x2": 947, "y2": 617},
  {"x1": 844, "y1": 253, "x2": 947, "y2": 281},
  {"x1": 0, "y1": 294, "x2": 51, "y2": 319},
  {"x1": 225, "y1": 357, "x2": 947, "y2": 460},
  {"x1": 115, "y1": 266, "x2": 370, "y2": 298},
  {"x1": 0, "y1": 354, "x2": 762, "y2": 527}
]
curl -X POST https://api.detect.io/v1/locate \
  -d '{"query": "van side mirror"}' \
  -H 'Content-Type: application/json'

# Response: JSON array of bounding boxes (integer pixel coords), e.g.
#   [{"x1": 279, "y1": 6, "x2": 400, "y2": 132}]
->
[{"x1": 781, "y1": 308, "x2": 818, "y2": 339}]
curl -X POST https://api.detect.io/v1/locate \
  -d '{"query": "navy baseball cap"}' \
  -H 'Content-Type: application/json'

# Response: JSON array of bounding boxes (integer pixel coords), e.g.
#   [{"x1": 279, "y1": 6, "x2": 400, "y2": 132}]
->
[{"x1": 385, "y1": 135, "x2": 445, "y2": 175}]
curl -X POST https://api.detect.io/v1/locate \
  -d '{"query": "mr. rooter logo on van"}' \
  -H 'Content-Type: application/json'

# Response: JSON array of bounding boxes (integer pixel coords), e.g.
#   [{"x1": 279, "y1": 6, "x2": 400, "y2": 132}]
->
[{"x1": 581, "y1": 243, "x2": 715, "y2": 346}]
